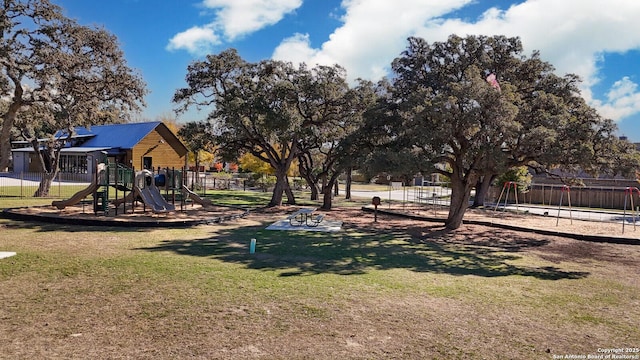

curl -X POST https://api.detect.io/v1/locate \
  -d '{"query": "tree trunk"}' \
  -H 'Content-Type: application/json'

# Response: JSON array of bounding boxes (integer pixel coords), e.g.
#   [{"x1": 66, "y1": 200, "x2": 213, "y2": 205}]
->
[
  {"x1": 321, "y1": 173, "x2": 340, "y2": 210},
  {"x1": 269, "y1": 168, "x2": 296, "y2": 207},
  {"x1": 309, "y1": 184, "x2": 319, "y2": 201},
  {"x1": 471, "y1": 174, "x2": 495, "y2": 208},
  {"x1": 445, "y1": 174, "x2": 476, "y2": 230},
  {"x1": 269, "y1": 173, "x2": 286, "y2": 207},
  {"x1": 284, "y1": 176, "x2": 296, "y2": 205},
  {"x1": 345, "y1": 168, "x2": 352, "y2": 200},
  {"x1": 34, "y1": 171, "x2": 58, "y2": 197},
  {"x1": 0, "y1": 79, "x2": 25, "y2": 172},
  {"x1": 0, "y1": 105, "x2": 20, "y2": 172},
  {"x1": 322, "y1": 185, "x2": 333, "y2": 210},
  {"x1": 0, "y1": 118, "x2": 14, "y2": 172},
  {"x1": 301, "y1": 172, "x2": 320, "y2": 200}
]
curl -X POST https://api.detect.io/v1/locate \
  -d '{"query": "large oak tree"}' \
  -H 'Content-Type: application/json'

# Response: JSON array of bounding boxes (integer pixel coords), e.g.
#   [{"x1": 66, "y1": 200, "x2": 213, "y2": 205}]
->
[
  {"x1": 174, "y1": 50, "x2": 368, "y2": 209},
  {"x1": 15, "y1": 20, "x2": 146, "y2": 196},
  {"x1": 1, "y1": 0, "x2": 145, "y2": 197},
  {"x1": 1, "y1": 0, "x2": 64, "y2": 172},
  {"x1": 294, "y1": 67, "x2": 374, "y2": 209},
  {"x1": 174, "y1": 49, "x2": 303, "y2": 207},
  {"x1": 390, "y1": 35, "x2": 636, "y2": 229}
]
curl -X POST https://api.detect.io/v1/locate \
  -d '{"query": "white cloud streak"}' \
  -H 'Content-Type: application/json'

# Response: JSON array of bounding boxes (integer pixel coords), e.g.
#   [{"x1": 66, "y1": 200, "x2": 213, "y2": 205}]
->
[
  {"x1": 167, "y1": 0, "x2": 301, "y2": 54},
  {"x1": 202, "y1": 0, "x2": 302, "y2": 40}
]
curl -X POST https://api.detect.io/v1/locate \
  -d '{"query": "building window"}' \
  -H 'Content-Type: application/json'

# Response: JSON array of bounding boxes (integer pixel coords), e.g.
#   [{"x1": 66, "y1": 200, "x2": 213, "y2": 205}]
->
[{"x1": 59, "y1": 154, "x2": 88, "y2": 174}]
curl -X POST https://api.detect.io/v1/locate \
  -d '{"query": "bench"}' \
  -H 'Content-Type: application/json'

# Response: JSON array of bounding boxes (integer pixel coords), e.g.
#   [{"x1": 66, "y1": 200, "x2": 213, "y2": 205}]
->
[
  {"x1": 306, "y1": 214, "x2": 324, "y2": 227},
  {"x1": 287, "y1": 208, "x2": 321, "y2": 227},
  {"x1": 287, "y1": 211, "x2": 304, "y2": 226}
]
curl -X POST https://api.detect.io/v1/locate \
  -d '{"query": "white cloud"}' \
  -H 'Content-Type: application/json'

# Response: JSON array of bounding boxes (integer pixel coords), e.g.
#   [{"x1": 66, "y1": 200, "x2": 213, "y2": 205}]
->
[
  {"x1": 272, "y1": 0, "x2": 640, "y2": 122},
  {"x1": 418, "y1": 0, "x2": 640, "y2": 84},
  {"x1": 203, "y1": 0, "x2": 302, "y2": 40},
  {"x1": 273, "y1": 0, "x2": 473, "y2": 80},
  {"x1": 595, "y1": 77, "x2": 640, "y2": 121},
  {"x1": 168, "y1": 0, "x2": 302, "y2": 55},
  {"x1": 166, "y1": 26, "x2": 220, "y2": 55},
  {"x1": 272, "y1": 33, "x2": 320, "y2": 65}
]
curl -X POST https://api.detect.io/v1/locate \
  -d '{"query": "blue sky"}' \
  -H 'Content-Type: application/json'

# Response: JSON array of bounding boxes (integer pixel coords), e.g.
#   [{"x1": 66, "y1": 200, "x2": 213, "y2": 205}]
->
[{"x1": 54, "y1": 0, "x2": 640, "y2": 141}]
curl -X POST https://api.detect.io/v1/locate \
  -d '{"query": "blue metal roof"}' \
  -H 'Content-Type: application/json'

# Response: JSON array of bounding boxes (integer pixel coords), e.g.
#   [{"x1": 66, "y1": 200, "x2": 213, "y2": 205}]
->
[{"x1": 76, "y1": 122, "x2": 161, "y2": 149}]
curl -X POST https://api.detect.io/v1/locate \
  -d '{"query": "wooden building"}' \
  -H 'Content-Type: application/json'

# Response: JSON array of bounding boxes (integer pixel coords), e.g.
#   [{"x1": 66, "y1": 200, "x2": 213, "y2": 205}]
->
[{"x1": 11, "y1": 122, "x2": 188, "y2": 179}]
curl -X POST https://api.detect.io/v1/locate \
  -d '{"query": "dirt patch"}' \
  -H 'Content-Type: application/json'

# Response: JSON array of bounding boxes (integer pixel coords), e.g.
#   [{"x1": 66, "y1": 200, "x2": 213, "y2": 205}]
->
[
  {"x1": 360, "y1": 203, "x2": 640, "y2": 239},
  {"x1": 1, "y1": 205, "x2": 639, "y2": 359}
]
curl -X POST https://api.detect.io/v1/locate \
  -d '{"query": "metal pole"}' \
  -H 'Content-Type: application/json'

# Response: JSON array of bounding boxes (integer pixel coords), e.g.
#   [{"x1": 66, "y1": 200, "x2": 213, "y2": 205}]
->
[
  {"x1": 493, "y1": 183, "x2": 507, "y2": 213},
  {"x1": 556, "y1": 190, "x2": 564, "y2": 227},
  {"x1": 388, "y1": 183, "x2": 391, "y2": 209},
  {"x1": 567, "y1": 187, "x2": 573, "y2": 225},
  {"x1": 514, "y1": 182, "x2": 519, "y2": 213},
  {"x1": 503, "y1": 184, "x2": 511, "y2": 212},
  {"x1": 631, "y1": 189, "x2": 636, "y2": 231},
  {"x1": 623, "y1": 188, "x2": 629, "y2": 234}
]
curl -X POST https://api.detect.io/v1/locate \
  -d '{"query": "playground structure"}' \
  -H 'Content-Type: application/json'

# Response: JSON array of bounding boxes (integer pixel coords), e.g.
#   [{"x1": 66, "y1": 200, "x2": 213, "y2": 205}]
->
[
  {"x1": 52, "y1": 163, "x2": 108, "y2": 211},
  {"x1": 52, "y1": 159, "x2": 214, "y2": 216},
  {"x1": 132, "y1": 170, "x2": 176, "y2": 213}
]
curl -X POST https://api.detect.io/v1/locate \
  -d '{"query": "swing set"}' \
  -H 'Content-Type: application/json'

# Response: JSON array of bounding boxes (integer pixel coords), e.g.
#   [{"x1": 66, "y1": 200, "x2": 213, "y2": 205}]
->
[
  {"x1": 493, "y1": 182, "x2": 573, "y2": 226},
  {"x1": 493, "y1": 182, "x2": 640, "y2": 234},
  {"x1": 622, "y1": 187, "x2": 640, "y2": 234}
]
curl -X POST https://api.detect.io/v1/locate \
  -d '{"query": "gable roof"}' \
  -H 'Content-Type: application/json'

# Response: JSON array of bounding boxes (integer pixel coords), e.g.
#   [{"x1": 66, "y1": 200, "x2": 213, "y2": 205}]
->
[
  {"x1": 27, "y1": 122, "x2": 188, "y2": 157},
  {"x1": 78, "y1": 122, "x2": 161, "y2": 149}
]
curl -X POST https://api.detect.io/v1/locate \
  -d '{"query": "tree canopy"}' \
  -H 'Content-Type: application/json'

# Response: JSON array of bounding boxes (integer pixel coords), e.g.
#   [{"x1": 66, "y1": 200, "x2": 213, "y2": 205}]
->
[
  {"x1": 174, "y1": 50, "x2": 363, "y2": 208},
  {"x1": 174, "y1": 35, "x2": 637, "y2": 224},
  {"x1": 1, "y1": 0, "x2": 146, "y2": 193},
  {"x1": 174, "y1": 49, "x2": 304, "y2": 206},
  {"x1": 178, "y1": 120, "x2": 215, "y2": 178},
  {"x1": 1, "y1": 0, "x2": 64, "y2": 171},
  {"x1": 388, "y1": 34, "x2": 636, "y2": 229}
]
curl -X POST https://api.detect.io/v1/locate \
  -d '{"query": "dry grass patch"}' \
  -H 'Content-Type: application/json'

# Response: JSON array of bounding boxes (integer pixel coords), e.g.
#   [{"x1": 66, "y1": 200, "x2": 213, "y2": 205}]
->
[{"x1": 0, "y1": 207, "x2": 639, "y2": 359}]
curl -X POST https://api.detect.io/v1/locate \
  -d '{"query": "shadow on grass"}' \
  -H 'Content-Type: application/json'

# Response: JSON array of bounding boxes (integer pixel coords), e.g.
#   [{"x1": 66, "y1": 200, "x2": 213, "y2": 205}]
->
[
  {"x1": 136, "y1": 220, "x2": 589, "y2": 280},
  {"x1": 0, "y1": 218, "x2": 155, "y2": 233}
]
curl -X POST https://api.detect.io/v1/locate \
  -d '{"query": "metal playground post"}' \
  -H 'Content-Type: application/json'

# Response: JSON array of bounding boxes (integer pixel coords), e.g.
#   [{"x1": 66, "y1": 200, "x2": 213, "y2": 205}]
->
[
  {"x1": 622, "y1": 187, "x2": 640, "y2": 234},
  {"x1": 556, "y1": 185, "x2": 573, "y2": 227}
]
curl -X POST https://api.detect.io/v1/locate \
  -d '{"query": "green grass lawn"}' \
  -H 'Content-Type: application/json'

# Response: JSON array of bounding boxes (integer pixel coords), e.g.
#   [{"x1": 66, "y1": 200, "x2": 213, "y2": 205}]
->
[{"x1": 1, "y1": 189, "x2": 638, "y2": 358}]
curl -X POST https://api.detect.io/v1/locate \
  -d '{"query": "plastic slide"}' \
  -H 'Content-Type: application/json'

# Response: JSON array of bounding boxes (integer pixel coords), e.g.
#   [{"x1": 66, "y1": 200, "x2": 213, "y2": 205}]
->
[
  {"x1": 52, "y1": 181, "x2": 99, "y2": 210},
  {"x1": 135, "y1": 185, "x2": 175, "y2": 213},
  {"x1": 147, "y1": 186, "x2": 175, "y2": 212},
  {"x1": 130, "y1": 169, "x2": 175, "y2": 213},
  {"x1": 111, "y1": 191, "x2": 135, "y2": 207},
  {"x1": 182, "y1": 185, "x2": 212, "y2": 207},
  {"x1": 52, "y1": 164, "x2": 106, "y2": 210}
]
